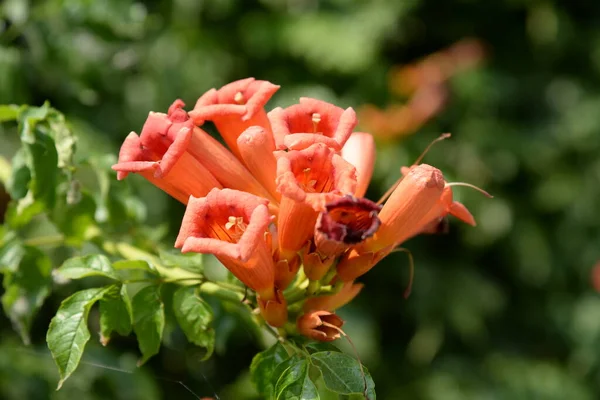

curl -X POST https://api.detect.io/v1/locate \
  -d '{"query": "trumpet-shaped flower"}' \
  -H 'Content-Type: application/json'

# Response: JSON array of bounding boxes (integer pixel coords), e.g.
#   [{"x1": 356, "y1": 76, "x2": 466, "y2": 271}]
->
[
  {"x1": 111, "y1": 105, "x2": 222, "y2": 204},
  {"x1": 130, "y1": 99, "x2": 275, "y2": 203},
  {"x1": 275, "y1": 143, "x2": 357, "y2": 261},
  {"x1": 268, "y1": 98, "x2": 357, "y2": 151},
  {"x1": 175, "y1": 188, "x2": 286, "y2": 326},
  {"x1": 189, "y1": 78, "x2": 279, "y2": 160}
]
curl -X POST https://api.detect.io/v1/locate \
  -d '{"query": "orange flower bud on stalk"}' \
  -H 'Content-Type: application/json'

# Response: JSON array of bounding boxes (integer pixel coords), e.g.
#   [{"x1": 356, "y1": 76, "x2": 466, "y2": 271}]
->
[
  {"x1": 297, "y1": 311, "x2": 344, "y2": 342},
  {"x1": 175, "y1": 188, "x2": 287, "y2": 327},
  {"x1": 189, "y1": 78, "x2": 279, "y2": 160},
  {"x1": 268, "y1": 98, "x2": 357, "y2": 151},
  {"x1": 337, "y1": 164, "x2": 445, "y2": 282},
  {"x1": 303, "y1": 281, "x2": 364, "y2": 312}
]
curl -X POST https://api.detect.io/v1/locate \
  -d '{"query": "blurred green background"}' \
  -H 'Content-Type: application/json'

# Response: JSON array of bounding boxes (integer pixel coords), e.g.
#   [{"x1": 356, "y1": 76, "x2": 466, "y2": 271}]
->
[{"x1": 2, "y1": 0, "x2": 600, "y2": 399}]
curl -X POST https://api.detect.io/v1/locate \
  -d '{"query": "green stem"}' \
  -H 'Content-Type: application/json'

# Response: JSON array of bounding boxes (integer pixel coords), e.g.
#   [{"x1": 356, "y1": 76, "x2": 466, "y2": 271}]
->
[{"x1": 23, "y1": 234, "x2": 66, "y2": 247}]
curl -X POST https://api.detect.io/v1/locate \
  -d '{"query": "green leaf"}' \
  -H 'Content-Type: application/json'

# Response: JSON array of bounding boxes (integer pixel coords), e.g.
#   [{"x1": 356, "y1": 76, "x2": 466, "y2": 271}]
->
[
  {"x1": 250, "y1": 341, "x2": 291, "y2": 397},
  {"x1": 47, "y1": 285, "x2": 115, "y2": 389},
  {"x1": 18, "y1": 102, "x2": 50, "y2": 143},
  {"x1": 99, "y1": 284, "x2": 133, "y2": 345},
  {"x1": 172, "y1": 286, "x2": 215, "y2": 360},
  {"x1": 132, "y1": 285, "x2": 165, "y2": 365},
  {"x1": 6, "y1": 148, "x2": 30, "y2": 200},
  {"x1": 159, "y1": 248, "x2": 204, "y2": 273},
  {"x1": 310, "y1": 352, "x2": 376, "y2": 399},
  {"x1": 0, "y1": 230, "x2": 25, "y2": 273},
  {"x1": 0, "y1": 104, "x2": 19, "y2": 122},
  {"x1": 52, "y1": 190, "x2": 97, "y2": 246},
  {"x1": 56, "y1": 254, "x2": 118, "y2": 280},
  {"x1": 27, "y1": 132, "x2": 59, "y2": 207},
  {"x1": 1, "y1": 246, "x2": 52, "y2": 344},
  {"x1": 303, "y1": 342, "x2": 342, "y2": 355},
  {"x1": 112, "y1": 259, "x2": 155, "y2": 271},
  {"x1": 274, "y1": 356, "x2": 320, "y2": 400}
]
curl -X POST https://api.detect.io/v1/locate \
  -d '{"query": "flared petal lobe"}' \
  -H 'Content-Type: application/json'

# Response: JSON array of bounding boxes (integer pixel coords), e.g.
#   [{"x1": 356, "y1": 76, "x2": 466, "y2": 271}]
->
[
  {"x1": 175, "y1": 189, "x2": 276, "y2": 299},
  {"x1": 275, "y1": 143, "x2": 357, "y2": 260},
  {"x1": 341, "y1": 132, "x2": 376, "y2": 197},
  {"x1": 269, "y1": 98, "x2": 357, "y2": 151},
  {"x1": 189, "y1": 78, "x2": 279, "y2": 159}
]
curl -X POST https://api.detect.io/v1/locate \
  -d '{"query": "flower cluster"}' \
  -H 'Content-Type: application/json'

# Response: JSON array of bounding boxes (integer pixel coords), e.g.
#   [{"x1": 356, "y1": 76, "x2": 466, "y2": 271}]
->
[{"x1": 113, "y1": 78, "x2": 479, "y2": 339}]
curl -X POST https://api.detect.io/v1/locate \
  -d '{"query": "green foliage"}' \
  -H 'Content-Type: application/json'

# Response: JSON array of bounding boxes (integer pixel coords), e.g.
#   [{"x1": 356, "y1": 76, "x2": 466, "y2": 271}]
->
[
  {"x1": 56, "y1": 254, "x2": 119, "y2": 281},
  {"x1": 131, "y1": 285, "x2": 165, "y2": 366},
  {"x1": 1, "y1": 246, "x2": 51, "y2": 345},
  {"x1": 99, "y1": 284, "x2": 133, "y2": 344},
  {"x1": 251, "y1": 342, "x2": 376, "y2": 400},
  {"x1": 47, "y1": 286, "x2": 115, "y2": 389},
  {"x1": 172, "y1": 286, "x2": 215, "y2": 360}
]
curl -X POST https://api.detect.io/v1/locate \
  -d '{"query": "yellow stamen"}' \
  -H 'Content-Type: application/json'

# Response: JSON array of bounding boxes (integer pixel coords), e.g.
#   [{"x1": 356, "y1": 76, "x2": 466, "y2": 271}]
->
[
  {"x1": 312, "y1": 113, "x2": 321, "y2": 132},
  {"x1": 234, "y1": 91, "x2": 245, "y2": 104},
  {"x1": 301, "y1": 168, "x2": 317, "y2": 192},
  {"x1": 225, "y1": 216, "x2": 247, "y2": 241}
]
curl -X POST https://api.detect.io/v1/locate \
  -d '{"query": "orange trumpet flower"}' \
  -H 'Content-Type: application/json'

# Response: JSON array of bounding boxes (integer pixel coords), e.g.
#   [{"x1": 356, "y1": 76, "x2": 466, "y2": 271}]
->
[
  {"x1": 274, "y1": 143, "x2": 357, "y2": 262},
  {"x1": 175, "y1": 188, "x2": 286, "y2": 326},
  {"x1": 111, "y1": 104, "x2": 222, "y2": 203},
  {"x1": 189, "y1": 78, "x2": 279, "y2": 160}
]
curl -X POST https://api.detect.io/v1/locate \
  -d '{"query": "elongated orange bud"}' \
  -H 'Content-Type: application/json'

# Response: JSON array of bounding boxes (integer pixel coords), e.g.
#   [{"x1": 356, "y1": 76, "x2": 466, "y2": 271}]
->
[
  {"x1": 366, "y1": 164, "x2": 444, "y2": 253},
  {"x1": 341, "y1": 132, "x2": 376, "y2": 197},
  {"x1": 297, "y1": 311, "x2": 344, "y2": 342},
  {"x1": 189, "y1": 78, "x2": 279, "y2": 160},
  {"x1": 269, "y1": 98, "x2": 357, "y2": 151},
  {"x1": 236, "y1": 126, "x2": 280, "y2": 201},
  {"x1": 303, "y1": 281, "x2": 364, "y2": 312}
]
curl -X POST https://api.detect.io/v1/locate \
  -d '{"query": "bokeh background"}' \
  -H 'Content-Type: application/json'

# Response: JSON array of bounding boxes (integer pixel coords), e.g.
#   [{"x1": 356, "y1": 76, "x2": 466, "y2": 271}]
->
[{"x1": 2, "y1": 0, "x2": 600, "y2": 399}]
